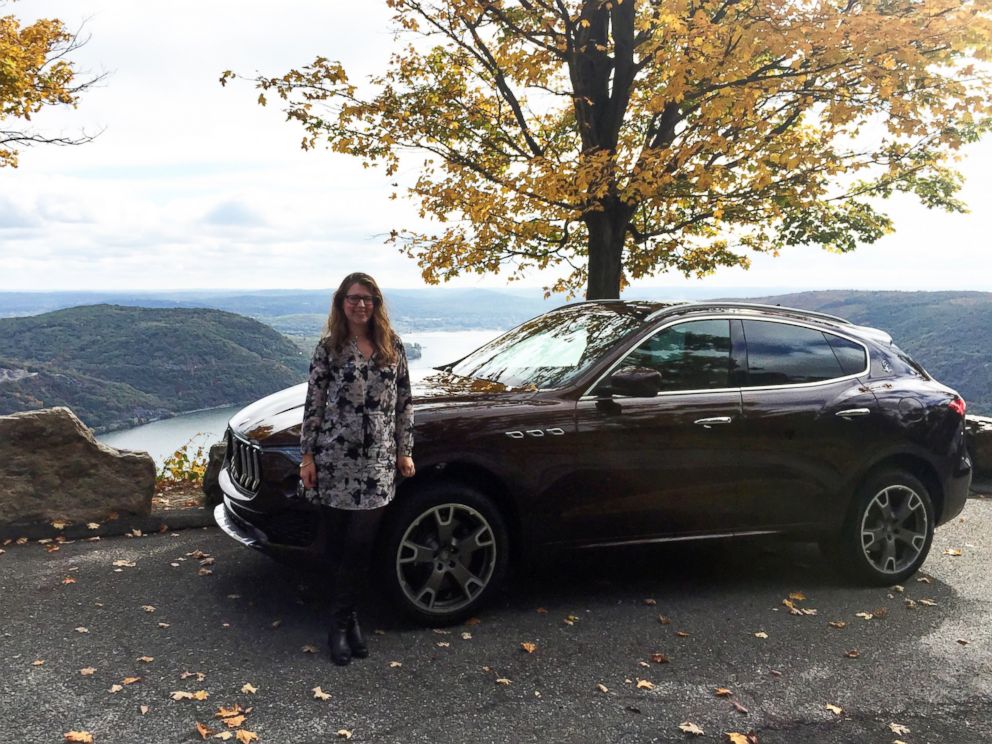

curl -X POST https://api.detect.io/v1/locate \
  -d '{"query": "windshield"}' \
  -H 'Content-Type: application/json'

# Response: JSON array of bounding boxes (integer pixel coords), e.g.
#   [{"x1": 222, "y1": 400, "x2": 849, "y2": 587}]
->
[{"x1": 448, "y1": 305, "x2": 646, "y2": 389}]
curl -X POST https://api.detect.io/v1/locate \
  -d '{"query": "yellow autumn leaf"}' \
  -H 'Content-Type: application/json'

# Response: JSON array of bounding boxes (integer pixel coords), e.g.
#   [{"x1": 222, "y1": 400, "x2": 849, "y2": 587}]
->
[
  {"x1": 714, "y1": 687, "x2": 733, "y2": 697},
  {"x1": 235, "y1": 732, "x2": 258, "y2": 744},
  {"x1": 241, "y1": 683, "x2": 257, "y2": 694},
  {"x1": 943, "y1": 548, "x2": 962, "y2": 556},
  {"x1": 80, "y1": 667, "x2": 96, "y2": 676},
  {"x1": 337, "y1": 731, "x2": 353, "y2": 740},
  {"x1": 312, "y1": 686, "x2": 331, "y2": 700},
  {"x1": 596, "y1": 683, "x2": 608, "y2": 693},
  {"x1": 678, "y1": 721, "x2": 704, "y2": 736},
  {"x1": 636, "y1": 679, "x2": 654, "y2": 690},
  {"x1": 520, "y1": 642, "x2": 537, "y2": 654},
  {"x1": 195, "y1": 721, "x2": 213, "y2": 740},
  {"x1": 825, "y1": 704, "x2": 843, "y2": 715},
  {"x1": 137, "y1": 656, "x2": 154, "y2": 663},
  {"x1": 121, "y1": 676, "x2": 141, "y2": 685},
  {"x1": 63, "y1": 733, "x2": 93, "y2": 743}
]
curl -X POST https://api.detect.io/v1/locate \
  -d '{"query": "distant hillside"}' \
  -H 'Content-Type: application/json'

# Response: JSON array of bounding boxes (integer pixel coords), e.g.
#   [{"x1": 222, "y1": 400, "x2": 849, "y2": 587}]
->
[
  {"x1": 0, "y1": 305, "x2": 309, "y2": 432},
  {"x1": 744, "y1": 291, "x2": 992, "y2": 415}
]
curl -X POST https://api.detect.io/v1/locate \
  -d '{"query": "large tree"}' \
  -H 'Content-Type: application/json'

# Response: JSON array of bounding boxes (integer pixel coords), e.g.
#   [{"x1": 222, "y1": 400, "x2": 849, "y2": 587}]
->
[
  {"x1": 1, "y1": 2, "x2": 97, "y2": 167},
  {"x1": 226, "y1": 0, "x2": 992, "y2": 299}
]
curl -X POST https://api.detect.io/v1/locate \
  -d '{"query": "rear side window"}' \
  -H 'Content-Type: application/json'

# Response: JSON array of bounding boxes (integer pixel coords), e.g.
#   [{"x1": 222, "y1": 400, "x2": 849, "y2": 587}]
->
[
  {"x1": 742, "y1": 321, "x2": 864, "y2": 386},
  {"x1": 617, "y1": 319, "x2": 731, "y2": 392}
]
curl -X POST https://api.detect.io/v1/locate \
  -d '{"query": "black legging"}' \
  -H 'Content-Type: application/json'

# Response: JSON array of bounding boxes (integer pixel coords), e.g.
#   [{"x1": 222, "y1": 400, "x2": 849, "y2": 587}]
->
[{"x1": 320, "y1": 505, "x2": 385, "y2": 621}]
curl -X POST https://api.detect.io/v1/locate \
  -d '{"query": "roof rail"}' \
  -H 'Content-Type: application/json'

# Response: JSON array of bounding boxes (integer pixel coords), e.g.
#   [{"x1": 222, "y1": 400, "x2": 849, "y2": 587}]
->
[{"x1": 647, "y1": 301, "x2": 852, "y2": 325}]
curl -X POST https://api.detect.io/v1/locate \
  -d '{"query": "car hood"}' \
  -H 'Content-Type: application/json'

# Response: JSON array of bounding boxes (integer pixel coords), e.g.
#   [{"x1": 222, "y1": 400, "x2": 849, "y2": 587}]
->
[{"x1": 228, "y1": 372, "x2": 527, "y2": 446}]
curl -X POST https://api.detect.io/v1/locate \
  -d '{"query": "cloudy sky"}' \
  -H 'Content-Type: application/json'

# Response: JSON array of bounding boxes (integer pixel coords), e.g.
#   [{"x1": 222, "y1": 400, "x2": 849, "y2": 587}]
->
[{"x1": 3, "y1": 0, "x2": 992, "y2": 295}]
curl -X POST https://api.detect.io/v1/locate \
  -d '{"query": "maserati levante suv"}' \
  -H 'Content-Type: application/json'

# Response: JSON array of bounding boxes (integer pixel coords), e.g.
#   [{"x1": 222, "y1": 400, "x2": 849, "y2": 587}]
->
[{"x1": 215, "y1": 300, "x2": 972, "y2": 624}]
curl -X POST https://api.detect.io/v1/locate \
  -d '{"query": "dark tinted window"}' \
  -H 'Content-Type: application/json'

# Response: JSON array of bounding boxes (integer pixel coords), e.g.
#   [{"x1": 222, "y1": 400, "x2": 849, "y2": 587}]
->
[
  {"x1": 742, "y1": 321, "x2": 848, "y2": 386},
  {"x1": 825, "y1": 334, "x2": 868, "y2": 375},
  {"x1": 615, "y1": 320, "x2": 731, "y2": 392}
]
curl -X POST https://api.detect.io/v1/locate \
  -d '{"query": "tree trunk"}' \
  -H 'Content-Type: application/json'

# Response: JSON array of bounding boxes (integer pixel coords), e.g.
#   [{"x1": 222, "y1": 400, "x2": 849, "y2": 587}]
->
[{"x1": 584, "y1": 207, "x2": 628, "y2": 300}]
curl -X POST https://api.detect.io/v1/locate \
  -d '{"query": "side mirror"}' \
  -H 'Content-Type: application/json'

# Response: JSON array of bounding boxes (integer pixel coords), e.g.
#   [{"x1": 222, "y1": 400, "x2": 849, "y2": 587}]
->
[{"x1": 607, "y1": 368, "x2": 662, "y2": 397}]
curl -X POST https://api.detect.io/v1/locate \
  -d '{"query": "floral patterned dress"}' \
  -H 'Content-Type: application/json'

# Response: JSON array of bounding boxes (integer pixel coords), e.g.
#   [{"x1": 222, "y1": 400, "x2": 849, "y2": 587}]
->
[{"x1": 300, "y1": 336, "x2": 414, "y2": 510}]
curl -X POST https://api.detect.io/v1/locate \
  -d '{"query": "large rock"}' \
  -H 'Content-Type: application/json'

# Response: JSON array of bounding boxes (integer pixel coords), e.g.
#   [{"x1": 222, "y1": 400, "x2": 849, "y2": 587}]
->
[
  {"x1": 202, "y1": 440, "x2": 226, "y2": 508},
  {"x1": 966, "y1": 415, "x2": 992, "y2": 477},
  {"x1": 0, "y1": 407, "x2": 155, "y2": 525}
]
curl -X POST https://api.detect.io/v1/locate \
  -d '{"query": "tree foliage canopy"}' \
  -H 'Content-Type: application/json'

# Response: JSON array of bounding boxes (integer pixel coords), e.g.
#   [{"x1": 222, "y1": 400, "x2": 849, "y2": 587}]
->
[
  {"x1": 227, "y1": 0, "x2": 992, "y2": 298},
  {"x1": 0, "y1": 1, "x2": 96, "y2": 167}
]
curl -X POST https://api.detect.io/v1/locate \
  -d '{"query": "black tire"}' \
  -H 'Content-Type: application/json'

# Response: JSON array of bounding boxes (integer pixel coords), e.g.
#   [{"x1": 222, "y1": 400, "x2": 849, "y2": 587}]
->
[
  {"x1": 378, "y1": 481, "x2": 510, "y2": 625},
  {"x1": 831, "y1": 468, "x2": 935, "y2": 585}
]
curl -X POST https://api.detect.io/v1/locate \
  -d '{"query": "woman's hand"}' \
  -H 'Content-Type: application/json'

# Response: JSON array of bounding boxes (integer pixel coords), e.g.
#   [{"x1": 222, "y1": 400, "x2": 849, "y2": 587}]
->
[
  {"x1": 300, "y1": 459, "x2": 317, "y2": 489},
  {"x1": 397, "y1": 455, "x2": 415, "y2": 478}
]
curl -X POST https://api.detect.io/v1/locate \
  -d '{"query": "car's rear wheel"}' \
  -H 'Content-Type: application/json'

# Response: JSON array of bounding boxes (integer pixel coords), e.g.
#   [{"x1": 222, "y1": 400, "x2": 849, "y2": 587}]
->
[
  {"x1": 831, "y1": 468, "x2": 935, "y2": 585},
  {"x1": 379, "y1": 482, "x2": 509, "y2": 625}
]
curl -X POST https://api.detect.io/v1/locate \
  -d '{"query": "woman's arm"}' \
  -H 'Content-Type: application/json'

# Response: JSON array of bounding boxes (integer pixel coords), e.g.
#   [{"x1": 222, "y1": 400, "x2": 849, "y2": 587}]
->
[
  {"x1": 394, "y1": 340, "x2": 415, "y2": 476},
  {"x1": 300, "y1": 341, "x2": 331, "y2": 458}
]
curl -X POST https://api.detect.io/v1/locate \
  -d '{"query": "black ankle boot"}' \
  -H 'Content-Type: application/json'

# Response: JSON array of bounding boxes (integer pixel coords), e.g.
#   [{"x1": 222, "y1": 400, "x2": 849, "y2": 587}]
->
[
  {"x1": 328, "y1": 621, "x2": 352, "y2": 666},
  {"x1": 347, "y1": 612, "x2": 368, "y2": 658}
]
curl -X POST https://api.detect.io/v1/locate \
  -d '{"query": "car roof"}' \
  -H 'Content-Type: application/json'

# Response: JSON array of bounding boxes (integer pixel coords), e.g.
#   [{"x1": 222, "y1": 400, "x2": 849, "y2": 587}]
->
[{"x1": 552, "y1": 299, "x2": 892, "y2": 344}]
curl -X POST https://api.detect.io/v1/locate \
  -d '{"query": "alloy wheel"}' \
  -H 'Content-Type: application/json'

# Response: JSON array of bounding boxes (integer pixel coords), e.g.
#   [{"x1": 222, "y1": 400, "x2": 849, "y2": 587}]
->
[
  {"x1": 859, "y1": 485, "x2": 929, "y2": 575},
  {"x1": 395, "y1": 502, "x2": 498, "y2": 616}
]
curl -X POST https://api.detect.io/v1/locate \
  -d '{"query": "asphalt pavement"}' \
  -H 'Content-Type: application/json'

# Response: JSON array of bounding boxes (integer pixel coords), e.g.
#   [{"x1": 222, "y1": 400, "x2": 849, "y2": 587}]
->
[{"x1": 2, "y1": 499, "x2": 990, "y2": 744}]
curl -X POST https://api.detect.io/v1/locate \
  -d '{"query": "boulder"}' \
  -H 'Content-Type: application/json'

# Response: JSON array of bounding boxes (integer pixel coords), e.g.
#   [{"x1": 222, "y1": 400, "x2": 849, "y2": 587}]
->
[
  {"x1": 0, "y1": 407, "x2": 155, "y2": 525},
  {"x1": 202, "y1": 440, "x2": 227, "y2": 508},
  {"x1": 966, "y1": 415, "x2": 992, "y2": 477}
]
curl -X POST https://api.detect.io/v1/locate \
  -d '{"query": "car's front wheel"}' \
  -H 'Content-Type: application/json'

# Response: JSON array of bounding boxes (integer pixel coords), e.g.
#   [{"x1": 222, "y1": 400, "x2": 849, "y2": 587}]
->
[
  {"x1": 379, "y1": 482, "x2": 510, "y2": 625},
  {"x1": 831, "y1": 468, "x2": 935, "y2": 585}
]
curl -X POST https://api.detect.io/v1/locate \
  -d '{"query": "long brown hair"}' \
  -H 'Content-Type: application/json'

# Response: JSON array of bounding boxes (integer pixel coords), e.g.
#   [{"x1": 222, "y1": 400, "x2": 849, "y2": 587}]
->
[{"x1": 321, "y1": 272, "x2": 399, "y2": 365}]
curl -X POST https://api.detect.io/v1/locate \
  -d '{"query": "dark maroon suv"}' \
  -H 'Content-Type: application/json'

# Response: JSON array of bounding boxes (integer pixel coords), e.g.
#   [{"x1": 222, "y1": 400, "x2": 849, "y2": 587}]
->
[{"x1": 215, "y1": 301, "x2": 972, "y2": 624}]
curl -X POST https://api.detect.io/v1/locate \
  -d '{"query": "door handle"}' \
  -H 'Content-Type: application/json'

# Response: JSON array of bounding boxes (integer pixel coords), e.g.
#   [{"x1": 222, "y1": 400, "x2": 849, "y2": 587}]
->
[
  {"x1": 694, "y1": 416, "x2": 732, "y2": 428},
  {"x1": 836, "y1": 408, "x2": 871, "y2": 419}
]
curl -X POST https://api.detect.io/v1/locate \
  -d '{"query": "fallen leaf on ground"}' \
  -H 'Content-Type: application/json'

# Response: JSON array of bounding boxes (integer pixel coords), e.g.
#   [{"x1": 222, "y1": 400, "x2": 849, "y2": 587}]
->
[
  {"x1": 389, "y1": 661, "x2": 402, "y2": 668},
  {"x1": 845, "y1": 649, "x2": 860, "y2": 658},
  {"x1": 86, "y1": 523, "x2": 100, "y2": 530},
  {"x1": 31, "y1": 659, "x2": 44, "y2": 666},
  {"x1": 871, "y1": 607, "x2": 888, "y2": 619},
  {"x1": 724, "y1": 734, "x2": 757, "y2": 744},
  {"x1": 892, "y1": 584, "x2": 904, "y2": 593},
  {"x1": 788, "y1": 591, "x2": 807, "y2": 601},
  {"x1": 917, "y1": 576, "x2": 933, "y2": 584},
  {"x1": 215, "y1": 704, "x2": 244, "y2": 719},
  {"x1": 108, "y1": 684, "x2": 123, "y2": 693},
  {"x1": 301, "y1": 645, "x2": 318, "y2": 654},
  {"x1": 80, "y1": 667, "x2": 96, "y2": 676},
  {"x1": 235, "y1": 732, "x2": 257, "y2": 744},
  {"x1": 496, "y1": 678, "x2": 512, "y2": 685},
  {"x1": 855, "y1": 612, "x2": 874, "y2": 620},
  {"x1": 139, "y1": 705, "x2": 149, "y2": 714},
  {"x1": 943, "y1": 548, "x2": 962, "y2": 556},
  {"x1": 122, "y1": 676, "x2": 141, "y2": 685},
  {"x1": 198, "y1": 568, "x2": 213, "y2": 576},
  {"x1": 462, "y1": 632, "x2": 473, "y2": 640},
  {"x1": 520, "y1": 642, "x2": 537, "y2": 653},
  {"x1": 636, "y1": 679, "x2": 654, "y2": 690},
  {"x1": 62, "y1": 577, "x2": 77, "y2": 585},
  {"x1": 957, "y1": 638, "x2": 969, "y2": 646},
  {"x1": 158, "y1": 622, "x2": 171, "y2": 629},
  {"x1": 336, "y1": 731, "x2": 352, "y2": 740},
  {"x1": 596, "y1": 683, "x2": 608, "y2": 693},
  {"x1": 222, "y1": 716, "x2": 245, "y2": 729},
  {"x1": 643, "y1": 598, "x2": 657, "y2": 606},
  {"x1": 195, "y1": 721, "x2": 214, "y2": 740},
  {"x1": 679, "y1": 721, "x2": 704, "y2": 736},
  {"x1": 52, "y1": 520, "x2": 68, "y2": 530},
  {"x1": 658, "y1": 615, "x2": 671, "y2": 625},
  {"x1": 312, "y1": 687, "x2": 331, "y2": 700},
  {"x1": 825, "y1": 704, "x2": 843, "y2": 715},
  {"x1": 732, "y1": 701, "x2": 749, "y2": 714},
  {"x1": 436, "y1": 641, "x2": 450, "y2": 648},
  {"x1": 715, "y1": 687, "x2": 733, "y2": 697},
  {"x1": 564, "y1": 615, "x2": 580, "y2": 626},
  {"x1": 171, "y1": 690, "x2": 209, "y2": 701},
  {"x1": 650, "y1": 653, "x2": 669, "y2": 664},
  {"x1": 63, "y1": 733, "x2": 93, "y2": 743},
  {"x1": 889, "y1": 722, "x2": 911, "y2": 735},
  {"x1": 129, "y1": 529, "x2": 143, "y2": 537},
  {"x1": 754, "y1": 631, "x2": 768, "y2": 639},
  {"x1": 918, "y1": 598, "x2": 938, "y2": 607},
  {"x1": 675, "y1": 631, "x2": 689, "y2": 638},
  {"x1": 241, "y1": 683, "x2": 257, "y2": 694},
  {"x1": 181, "y1": 671, "x2": 206, "y2": 681},
  {"x1": 213, "y1": 733, "x2": 233, "y2": 741},
  {"x1": 769, "y1": 670, "x2": 782, "y2": 677},
  {"x1": 137, "y1": 656, "x2": 154, "y2": 663},
  {"x1": 828, "y1": 621, "x2": 847, "y2": 629},
  {"x1": 141, "y1": 605, "x2": 155, "y2": 613},
  {"x1": 200, "y1": 557, "x2": 216, "y2": 567},
  {"x1": 75, "y1": 627, "x2": 89, "y2": 633},
  {"x1": 112, "y1": 560, "x2": 135, "y2": 568}
]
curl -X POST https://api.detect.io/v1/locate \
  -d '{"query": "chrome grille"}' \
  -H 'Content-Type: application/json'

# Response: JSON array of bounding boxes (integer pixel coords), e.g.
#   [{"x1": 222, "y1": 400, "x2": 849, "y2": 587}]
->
[{"x1": 227, "y1": 429, "x2": 261, "y2": 494}]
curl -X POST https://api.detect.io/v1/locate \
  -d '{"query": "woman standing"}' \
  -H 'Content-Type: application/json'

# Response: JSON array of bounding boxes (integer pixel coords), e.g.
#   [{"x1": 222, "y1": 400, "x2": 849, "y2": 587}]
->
[{"x1": 299, "y1": 272, "x2": 415, "y2": 665}]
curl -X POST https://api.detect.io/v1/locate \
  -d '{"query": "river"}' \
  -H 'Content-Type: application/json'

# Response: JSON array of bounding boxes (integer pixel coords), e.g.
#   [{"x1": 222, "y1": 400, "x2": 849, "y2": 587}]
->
[{"x1": 96, "y1": 329, "x2": 502, "y2": 467}]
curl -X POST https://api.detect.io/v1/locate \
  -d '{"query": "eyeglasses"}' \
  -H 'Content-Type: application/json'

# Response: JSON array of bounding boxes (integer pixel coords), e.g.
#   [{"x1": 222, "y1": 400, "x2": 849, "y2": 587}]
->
[{"x1": 344, "y1": 294, "x2": 378, "y2": 307}]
